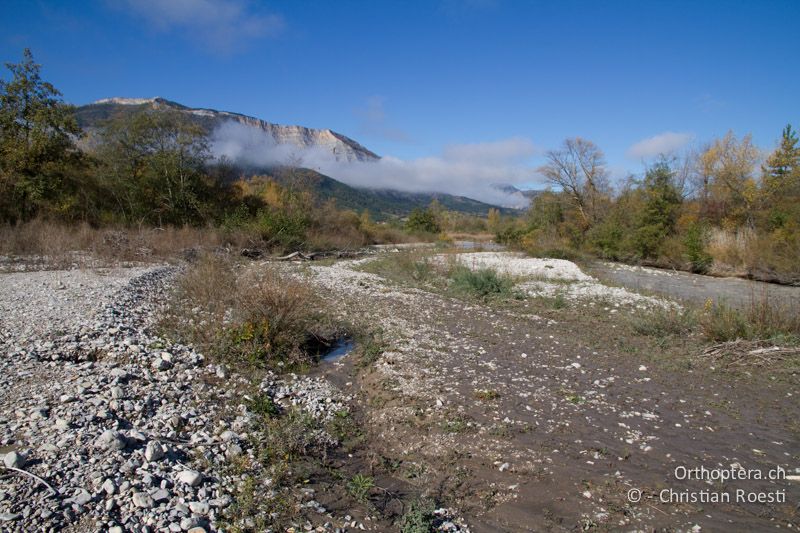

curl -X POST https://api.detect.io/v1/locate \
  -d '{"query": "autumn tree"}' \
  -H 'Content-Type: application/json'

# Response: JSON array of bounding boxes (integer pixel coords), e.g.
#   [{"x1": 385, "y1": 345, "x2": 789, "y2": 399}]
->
[
  {"x1": 95, "y1": 110, "x2": 211, "y2": 225},
  {"x1": 700, "y1": 131, "x2": 760, "y2": 228},
  {"x1": 538, "y1": 137, "x2": 610, "y2": 227},
  {"x1": 0, "y1": 49, "x2": 82, "y2": 222}
]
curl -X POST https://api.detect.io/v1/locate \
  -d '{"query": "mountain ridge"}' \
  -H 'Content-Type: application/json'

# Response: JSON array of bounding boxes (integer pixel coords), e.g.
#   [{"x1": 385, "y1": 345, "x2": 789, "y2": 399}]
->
[
  {"x1": 75, "y1": 97, "x2": 379, "y2": 163},
  {"x1": 74, "y1": 97, "x2": 529, "y2": 217}
]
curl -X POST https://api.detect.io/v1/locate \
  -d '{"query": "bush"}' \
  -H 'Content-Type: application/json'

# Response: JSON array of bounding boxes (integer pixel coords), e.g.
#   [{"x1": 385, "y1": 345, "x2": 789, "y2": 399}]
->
[
  {"x1": 405, "y1": 208, "x2": 440, "y2": 234},
  {"x1": 684, "y1": 224, "x2": 713, "y2": 274},
  {"x1": 163, "y1": 254, "x2": 329, "y2": 367},
  {"x1": 449, "y1": 266, "x2": 513, "y2": 299}
]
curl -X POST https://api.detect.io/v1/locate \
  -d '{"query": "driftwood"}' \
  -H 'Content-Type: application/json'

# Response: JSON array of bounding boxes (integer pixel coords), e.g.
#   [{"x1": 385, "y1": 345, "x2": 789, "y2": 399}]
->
[
  {"x1": 2, "y1": 466, "x2": 58, "y2": 497},
  {"x1": 700, "y1": 340, "x2": 800, "y2": 369},
  {"x1": 270, "y1": 250, "x2": 366, "y2": 261}
]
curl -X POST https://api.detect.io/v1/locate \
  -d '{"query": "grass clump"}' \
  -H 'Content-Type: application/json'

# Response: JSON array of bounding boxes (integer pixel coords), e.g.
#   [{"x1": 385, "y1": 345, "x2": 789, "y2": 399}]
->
[
  {"x1": 246, "y1": 393, "x2": 280, "y2": 419},
  {"x1": 474, "y1": 389, "x2": 500, "y2": 401},
  {"x1": 360, "y1": 251, "x2": 435, "y2": 285},
  {"x1": 354, "y1": 328, "x2": 389, "y2": 368},
  {"x1": 700, "y1": 295, "x2": 800, "y2": 343},
  {"x1": 449, "y1": 265, "x2": 513, "y2": 300},
  {"x1": 631, "y1": 306, "x2": 696, "y2": 338},
  {"x1": 346, "y1": 474, "x2": 375, "y2": 504}
]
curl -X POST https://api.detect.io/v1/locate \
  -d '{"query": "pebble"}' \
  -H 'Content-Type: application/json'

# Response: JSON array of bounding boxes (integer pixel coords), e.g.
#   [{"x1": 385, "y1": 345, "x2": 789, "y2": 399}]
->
[
  {"x1": 3, "y1": 451, "x2": 25, "y2": 469},
  {"x1": 176, "y1": 470, "x2": 203, "y2": 487}
]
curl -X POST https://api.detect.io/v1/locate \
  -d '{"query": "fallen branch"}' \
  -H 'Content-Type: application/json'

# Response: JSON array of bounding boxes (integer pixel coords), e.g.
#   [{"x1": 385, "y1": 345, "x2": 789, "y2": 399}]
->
[
  {"x1": 271, "y1": 249, "x2": 366, "y2": 261},
  {"x1": 2, "y1": 466, "x2": 58, "y2": 497},
  {"x1": 700, "y1": 340, "x2": 800, "y2": 368}
]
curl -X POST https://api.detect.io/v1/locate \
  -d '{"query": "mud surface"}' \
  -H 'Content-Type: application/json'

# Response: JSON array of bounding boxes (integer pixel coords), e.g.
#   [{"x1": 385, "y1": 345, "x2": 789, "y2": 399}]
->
[{"x1": 296, "y1": 257, "x2": 799, "y2": 532}]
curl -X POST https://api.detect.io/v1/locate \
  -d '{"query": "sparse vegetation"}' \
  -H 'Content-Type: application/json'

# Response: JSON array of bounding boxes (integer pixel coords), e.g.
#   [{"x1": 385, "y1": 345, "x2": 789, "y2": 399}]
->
[
  {"x1": 161, "y1": 254, "x2": 334, "y2": 368},
  {"x1": 474, "y1": 389, "x2": 500, "y2": 401},
  {"x1": 449, "y1": 265, "x2": 514, "y2": 300},
  {"x1": 631, "y1": 306, "x2": 697, "y2": 338},
  {"x1": 700, "y1": 295, "x2": 800, "y2": 343},
  {"x1": 346, "y1": 474, "x2": 375, "y2": 504}
]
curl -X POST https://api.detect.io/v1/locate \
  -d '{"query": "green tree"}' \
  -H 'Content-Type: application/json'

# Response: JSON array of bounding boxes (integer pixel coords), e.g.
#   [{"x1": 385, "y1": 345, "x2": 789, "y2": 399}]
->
[
  {"x1": 764, "y1": 125, "x2": 800, "y2": 181},
  {"x1": 95, "y1": 110, "x2": 212, "y2": 225},
  {"x1": 0, "y1": 49, "x2": 81, "y2": 222},
  {"x1": 631, "y1": 159, "x2": 682, "y2": 258},
  {"x1": 762, "y1": 124, "x2": 800, "y2": 205},
  {"x1": 405, "y1": 207, "x2": 440, "y2": 234}
]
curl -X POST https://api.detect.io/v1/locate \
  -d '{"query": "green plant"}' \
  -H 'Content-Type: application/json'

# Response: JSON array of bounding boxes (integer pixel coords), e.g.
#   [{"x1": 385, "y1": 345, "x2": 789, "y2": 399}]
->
[
  {"x1": 347, "y1": 474, "x2": 375, "y2": 503},
  {"x1": 247, "y1": 393, "x2": 280, "y2": 419},
  {"x1": 685, "y1": 223, "x2": 713, "y2": 273},
  {"x1": 449, "y1": 266, "x2": 513, "y2": 300},
  {"x1": 474, "y1": 389, "x2": 500, "y2": 401},
  {"x1": 405, "y1": 208, "x2": 441, "y2": 234},
  {"x1": 399, "y1": 498, "x2": 437, "y2": 533},
  {"x1": 358, "y1": 332, "x2": 388, "y2": 368}
]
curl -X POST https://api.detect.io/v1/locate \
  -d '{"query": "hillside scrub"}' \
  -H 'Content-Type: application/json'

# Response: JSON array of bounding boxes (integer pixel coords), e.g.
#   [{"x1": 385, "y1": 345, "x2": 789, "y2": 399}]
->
[{"x1": 497, "y1": 131, "x2": 800, "y2": 285}]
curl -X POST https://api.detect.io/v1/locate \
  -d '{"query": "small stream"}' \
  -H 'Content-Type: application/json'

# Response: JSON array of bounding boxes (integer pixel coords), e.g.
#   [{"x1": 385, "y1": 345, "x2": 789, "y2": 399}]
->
[{"x1": 320, "y1": 338, "x2": 355, "y2": 362}]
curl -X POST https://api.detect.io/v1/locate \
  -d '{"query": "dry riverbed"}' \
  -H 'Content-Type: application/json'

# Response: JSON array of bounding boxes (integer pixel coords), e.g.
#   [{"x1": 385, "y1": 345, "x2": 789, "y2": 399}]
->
[{"x1": 1, "y1": 251, "x2": 798, "y2": 532}]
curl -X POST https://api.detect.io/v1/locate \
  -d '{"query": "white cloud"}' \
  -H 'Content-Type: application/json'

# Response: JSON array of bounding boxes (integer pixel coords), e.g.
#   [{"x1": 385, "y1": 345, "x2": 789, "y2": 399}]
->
[
  {"x1": 443, "y1": 137, "x2": 537, "y2": 163},
  {"x1": 626, "y1": 131, "x2": 694, "y2": 160},
  {"x1": 210, "y1": 121, "x2": 539, "y2": 207},
  {"x1": 113, "y1": 0, "x2": 284, "y2": 54}
]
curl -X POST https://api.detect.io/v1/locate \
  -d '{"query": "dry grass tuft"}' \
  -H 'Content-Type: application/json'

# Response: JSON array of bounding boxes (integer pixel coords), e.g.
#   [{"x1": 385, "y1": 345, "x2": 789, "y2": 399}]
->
[
  {"x1": 161, "y1": 254, "x2": 333, "y2": 368},
  {"x1": 0, "y1": 219, "x2": 242, "y2": 268},
  {"x1": 700, "y1": 292, "x2": 800, "y2": 343}
]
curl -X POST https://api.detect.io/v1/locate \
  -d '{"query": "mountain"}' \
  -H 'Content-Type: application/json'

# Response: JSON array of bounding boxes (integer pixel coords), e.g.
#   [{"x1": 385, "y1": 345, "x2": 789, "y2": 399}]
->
[
  {"x1": 252, "y1": 167, "x2": 517, "y2": 219},
  {"x1": 75, "y1": 97, "x2": 379, "y2": 163},
  {"x1": 74, "y1": 97, "x2": 518, "y2": 217}
]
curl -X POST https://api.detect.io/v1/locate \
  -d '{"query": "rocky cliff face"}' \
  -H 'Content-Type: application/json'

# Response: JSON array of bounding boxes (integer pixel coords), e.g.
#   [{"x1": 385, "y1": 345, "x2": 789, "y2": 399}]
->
[{"x1": 76, "y1": 97, "x2": 379, "y2": 163}]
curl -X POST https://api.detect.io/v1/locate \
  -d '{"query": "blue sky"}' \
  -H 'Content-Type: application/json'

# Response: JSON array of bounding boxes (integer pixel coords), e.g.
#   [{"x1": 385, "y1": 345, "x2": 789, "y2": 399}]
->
[{"x1": 2, "y1": 0, "x2": 798, "y2": 196}]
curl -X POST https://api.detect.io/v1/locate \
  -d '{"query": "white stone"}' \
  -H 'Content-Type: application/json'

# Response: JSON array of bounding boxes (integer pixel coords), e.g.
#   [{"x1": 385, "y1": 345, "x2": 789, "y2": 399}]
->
[{"x1": 176, "y1": 470, "x2": 202, "y2": 487}]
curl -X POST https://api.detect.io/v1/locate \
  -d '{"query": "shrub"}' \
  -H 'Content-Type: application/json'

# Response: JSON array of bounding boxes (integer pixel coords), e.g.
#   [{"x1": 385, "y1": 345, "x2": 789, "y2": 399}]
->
[
  {"x1": 163, "y1": 254, "x2": 328, "y2": 368},
  {"x1": 400, "y1": 498, "x2": 437, "y2": 533},
  {"x1": 449, "y1": 266, "x2": 513, "y2": 299},
  {"x1": 405, "y1": 208, "x2": 440, "y2": 234},
  {"x1": 684, "y1": 224, "x2": 713, "y2": 274}
]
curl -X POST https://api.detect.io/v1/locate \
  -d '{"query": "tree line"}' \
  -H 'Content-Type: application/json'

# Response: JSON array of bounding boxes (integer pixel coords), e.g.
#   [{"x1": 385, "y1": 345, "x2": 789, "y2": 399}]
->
[
  {"x1": 0, "y1": 50, "x2": 408, "y2": 251},
  {"x1": 496, "y1": 128, "x2": 800, "y2": 282}
]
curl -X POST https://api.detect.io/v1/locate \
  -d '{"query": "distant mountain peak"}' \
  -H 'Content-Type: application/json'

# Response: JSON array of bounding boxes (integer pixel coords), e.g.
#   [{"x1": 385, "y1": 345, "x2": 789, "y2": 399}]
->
[
  {"x1": 92, "y1": 97, "x2": 163, "y2": 106},
  {"x1": 78, "y1": 97, "x2": 379, "y2": 163}
]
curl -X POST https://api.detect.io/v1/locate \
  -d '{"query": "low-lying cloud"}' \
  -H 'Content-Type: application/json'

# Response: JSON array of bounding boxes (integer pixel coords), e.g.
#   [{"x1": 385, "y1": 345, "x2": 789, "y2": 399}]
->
[
  {"x1": 211, "y1": 121, "x2": 538, "y2": 207},
  {"x1": 626, "y1": 131, "x2": 694, "y2": 160}
]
